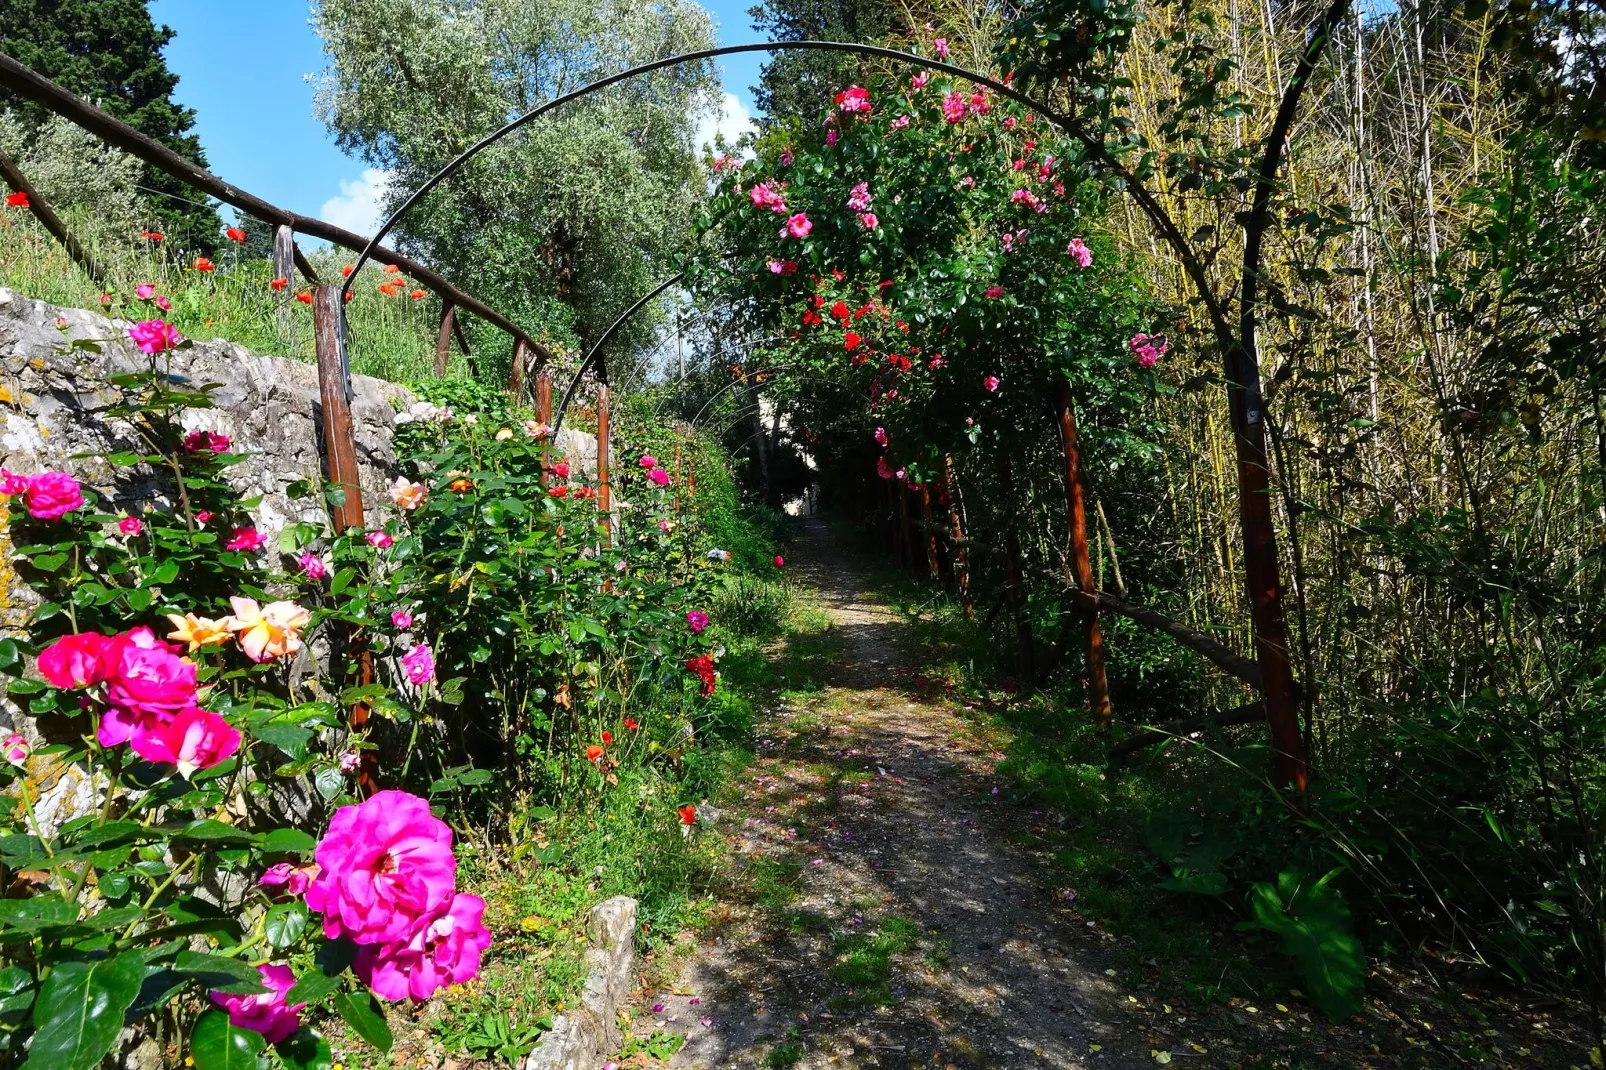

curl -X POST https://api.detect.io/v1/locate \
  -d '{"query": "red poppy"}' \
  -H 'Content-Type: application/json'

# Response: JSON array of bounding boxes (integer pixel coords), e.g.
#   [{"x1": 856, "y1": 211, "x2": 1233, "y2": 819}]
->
[
  {"x1": 340, "y1": 265, "x2": 355, "y2": 278},
  {"x1": 378, "y1": 281, "x2": 402, "y2": 296},
  {"x1": 843, "y1": 332, "x2": 861, "y2": 350},
  {"x1": 224, "y1": 227, "x2": 247, "y2": 243},
  {"x1": 269, "y1": 277, "x2": 288, "y2": 291},
  {"x1": 602, "y1": 730, "x2": 614, "y2": 745},
  {"x1": 5, "y1": 191, "x2": 28, "y2": 208},
  {"x1": 344, "y1": 292, "x2": 353, "y2": 303},
  {"x1": 625, "y1": 717, "x2": 640, "y2": 731},
  {"x1": 382, "y1": 263, "x2": 401, "y2": 274},
  {"x1": 193, "y1": 257, "x2": 215, "y2": 272},
  {"x1": 586, "y1": 744, "x2": 604, "y2": 762},
  {"x1": 295, "y1": 291, "x2": 312, "y2": 304},
  {"x1": 679, "y1": 804, "x2": 697, "y2": 826},
  {"x1": 140, "y1": 230, "x2": 164, "y2": 242},
  {"x1": 409, "y1": 289, "x2": 427, "y2": 300}
]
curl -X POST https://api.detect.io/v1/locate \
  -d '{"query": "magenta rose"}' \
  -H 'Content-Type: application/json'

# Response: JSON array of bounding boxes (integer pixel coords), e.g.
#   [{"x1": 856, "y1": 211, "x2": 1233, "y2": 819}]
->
[
  {"x1": 130, "y1": 706, "x2": 240, "y2": 778},
  {"x1": 99, "y1": 627, "x2": 198, "y2": 746},
  {"x1": 305, "y1": 790, "x2": 457, "y2": 945},
  {"x1": 9, "y1": 471, "x2": 85, "y2": 520},
  {"x1": 208, "y1": 963, "x2": 304, "y2": 1044},
  {"x1": 355, "y1": 893, "x2": 491, "y2": 1002},
  {"x1": 127, "y1": 319, "x2": 183, "y2": 356},
  {"x1": 37, "y1": 631, "x2": 112, "y2": 689}
]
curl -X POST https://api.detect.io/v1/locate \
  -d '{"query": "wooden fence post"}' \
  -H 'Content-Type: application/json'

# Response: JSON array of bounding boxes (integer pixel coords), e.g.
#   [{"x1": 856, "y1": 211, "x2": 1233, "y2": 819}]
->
[
  {"x1": 1054, "y1": 382, "x2": 1113, "y2": 724},
  {"x1": 996, "y1": 454, "x2": 1036, "y2": 688},
  {"x1": 596, "y1": 383, "x2": 611, "y2": 544},
  {"x1": 943, "y1": 455, "x2": 973, "y2": 620},
  {"x1": 0, "y1": 146, "x2": 103, "y2": 284},
  {"x1": 272, "y1": 225, "x2": 295, "y2": 341},
  {"x1": 312, "y1": 285, "x2": 380, "y2": 797},
  {"x1": 434, "y1": 302, "x2": 456, "y2": 378},
  {"x1": 508, "y1": 337, "x2": 528, "y2": 398}
]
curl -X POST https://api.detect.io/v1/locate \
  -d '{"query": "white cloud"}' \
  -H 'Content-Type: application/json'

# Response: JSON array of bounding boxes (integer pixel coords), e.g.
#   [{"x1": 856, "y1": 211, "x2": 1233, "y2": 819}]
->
[
  {"x1": 320, "y1": 167, "x2": 392, "y2": 236},
  {"x1": 696, "y1": 92, "x2": 756, "y2": 157}
]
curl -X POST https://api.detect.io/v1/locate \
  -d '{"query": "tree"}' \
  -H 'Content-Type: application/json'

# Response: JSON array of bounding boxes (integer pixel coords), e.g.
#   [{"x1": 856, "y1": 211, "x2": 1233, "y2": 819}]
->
[
  {"x1": 747, "y1": 0, "x2": 904, "y2": 122},
  {"x1": 0, "y1": 0, "x2": 222, "y2": 249},
  {"x1": 313, "y1": 0, "x2": 720, "y2": 376}
]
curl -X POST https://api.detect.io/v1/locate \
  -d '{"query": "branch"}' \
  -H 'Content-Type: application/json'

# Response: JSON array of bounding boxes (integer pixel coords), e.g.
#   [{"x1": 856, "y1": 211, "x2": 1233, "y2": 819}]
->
[{"x1": 1108, "y1": 699, "x2": 1266, "y2": 758}]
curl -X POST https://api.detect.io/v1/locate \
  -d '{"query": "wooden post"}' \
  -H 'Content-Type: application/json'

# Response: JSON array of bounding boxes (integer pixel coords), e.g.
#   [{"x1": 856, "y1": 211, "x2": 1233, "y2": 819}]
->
[
  {"x1": 0, "y1": 146, "x2": 103, "y2": 284},
  {"x1": 944, "y1": 455, "x2": 973, "y2": 620},
  {"x1": 434, "y1": 302, "x2": 456, "y2": 378},
  {"x1": 596, "y1": 383, "x2": 611, "y2": 544},
  {"x1": 996, "y1": 454, "x2": 1036, "y2": 688},
  {"x1": 508, "y1": 337, "x2": 528, "y2": 398},
  {"x1": 272, "y1": 225, "x2": 295, "y2": 340},
  {"x1": 920, "y1": 484, "x2": 940, "y2": 580},
  {"x1": 312, "y1": 285, "x2": 379, "y2": 797},
  {"x1": 534, "y1": 367, "x2": 555, "y2": 486},
  {"x1": 1054, "y1": 382, "x2": 1113, "y2": 724}
]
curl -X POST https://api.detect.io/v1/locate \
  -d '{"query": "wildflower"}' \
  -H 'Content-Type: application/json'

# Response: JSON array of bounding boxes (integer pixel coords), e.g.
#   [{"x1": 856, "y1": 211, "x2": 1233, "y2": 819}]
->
[
  {"x1": 297, "y1": 552, "x2": 331, "y2": 580},
  {"x1": 625, "y1": 717, "x2": 640, "y2": 731},
  {"x1": 877, "y1": 455, "x2": 894, "y2": 480},
  {"x1": 934, "y1": 37, "x2": 950, "y2": 58},
  {"x1": 4, "y1": 733, "x2": 29, "y2": 767},
  {"x1": 225, "y1": 227, "x2": 247, "y2": 243},
  {"x1": 684, "y1": 655, "x2": 717, "y2": 696},
  {"x1": 193, "y1": 257, "x2": 214, "y2": 272},
  {"x1": 225, "y1": 597, "x2": 311, "y2": 662},
  {"x1": 985, "y1": 286, "x2": 1003, "y2": 299},
  {"x1": 355, "y1": 891, "x2": 491, "y2": 1002},
  {"x1": 378, "y1": 282, "x2": 402, "y2": 297},
  {"x1": 929, "y1": 355, "x2": 944, "y2": 370},
  {"x1": 53, "y1": 316, "x2": 67, "y2": 330},
  {"x1": 295, "y1": 291, "x2": 312, "y2": 304},
  {"x1": 942, "y1": 91, "x2": 967, "y2": 123},
  {"x1": 117, "y1": 515, "x2": 143, "y2": 537},
  {"x1": 648, "y1": 468, "x2": 671, "y2": 487},
  {"x1": 367, "y1": 530, "x2": 395, "y2": 550},
  {"x1": 4, "y1": 191, "x2": 28, "y2": 208},
  {"x1": 601, "y1": 730, "x2": 614, "y2": 746},
  {"x1": 390, "y1": 477, "x2": 429, "y2": 512},
  {"x1": 984, "y1": 375, "x2": 1001, "y2": 392},
  {"x1": 383, "y1": 263, "x2": 401, "y2": 274},
  {"x1": 659, "y1": 519, "x2": 672, "y2": 532},
  {"x1": 135, "y1": 283, "x2": 157, "y2": 300},
  {"x1": 968, "y1": 91, "x2": 991, "y2": 116},
  {"x1": 208, "y1": 964, "x2": 304, "y2": 1044},
  {"x1": 830, "y1": 300, "x2": 850, "y2": 321},
  {"x1": 785, "y1": 212, "x2": 813, "y2": 239},
  {"x1": 587, "y1": 744, "x2": 604, "y2": 762},
  {"x1": 305, "y1": 791, "x2": 457, "y2": 945},
  {"x1": 892, "y1": 114, "x2": 911, "y2": 130},
  {"x1": 527, "y1": 421, "x2": 551, "y2": 438},
  {"x1": 392, "y1": 609, "x2": 414, "y2": 629},
  {"x1": 402, "y1": 644, "x2": 435, "y2": 686},
  {"x1": 410, "y1": 289, "x2": 427, "y2": 300},
  {"x1": 911, "y1": 72, "x2": 929, "y2": 90},
  {"x1": 225, "y1": 527, "x2": 264, "y2": 552},
  {"x1": 960, "y1": 176, "x2": 976, "y2": 190},
  {"x1": 183, "y1": 429, "x2": 231, "y2": 453},
  {"x1": 141, "y1": 230, "x2": 164, "y2": 242},
  {"x1": 1066, "y1": 238, "x2": 1093, "y2": 268},
  {"x1": 165, "y1": 612, "x2": 232, "y2": 653},
  {"x1": 835, "y1": 86, "x2": 871, "y2": 114},
  {"x1": 270, "y1": 277, "x2": 288, "y2": 291},
  {"x1": 128, "y1": 319, "x2": 183, "y2": 355},
  {"x1": 679, "y1": 804, "x2": 697, "y2": 825},
  {"x1": 341, "y1": 265, "x2": 355, "y2": 278},
  {"x1": 131, "y1": 706, "x2": 241, "y2": 778},
  {"x1": 261, "y1": 861, "x2": 320, "y2": 896},
  {"x1": 687, "y1": 610, "x2": 709, "y2": 634},
  {"x1": 773, "y1": 555, "x2": 785, "y2": 569},
  {"x1": 1, "y1": 469, "x2": 85, "y2": 520}
]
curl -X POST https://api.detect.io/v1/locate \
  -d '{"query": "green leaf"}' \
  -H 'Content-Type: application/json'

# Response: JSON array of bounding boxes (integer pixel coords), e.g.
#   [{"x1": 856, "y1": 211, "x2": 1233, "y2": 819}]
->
[
  {"x1": 176, "y1": 819, "x2": 256, "y2": 845},
  {"x1": 265, "y1": 902, "x2": 309, "y2": 948},
  {"x1": 284, "y1": 970, "x2": 343, "y2": 1007},
  {"x1": 1240, "y1": 869, "x2": 1365, "y2": 1022},
  {"x1": 253, "y1": 721, "x2": 313, "y2": 760},
  {"x1": 20, "y1": 954, "x2": 144, "y2": 1070},
  {"x1": 0, "y1": 897, "x2": 77, "y2": 931},
  {"x1": 277, "y1": 1029, "x2": 334, "y2": 1070},
  {"x1": 173, "y1": 951, "x2": 268, "y2": 995},
  {"x1": 334, "y1": 991, "x2": 393, "y2": 1052},
  {"x1": 190, "y1": 1009, "x2": 266, "y2": 1070},
  {"x1": 0, "y1": 964, "x2": 34, "y2": 1017},
  {"x1": 153, "y1": 561, "x2": 180, "y2": 585},
  {"x1": 260, "y1": 828, "x2": 317, "y2": 857},
  {"x1": 314, "y1": 767, "x2": 344, "y2": 801}
]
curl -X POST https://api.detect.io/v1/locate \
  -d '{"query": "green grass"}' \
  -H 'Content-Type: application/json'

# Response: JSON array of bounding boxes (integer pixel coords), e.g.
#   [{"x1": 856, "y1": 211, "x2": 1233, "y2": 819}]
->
[{"x1": 828, "y1": 916, "x2": 922, "y2": 1005}]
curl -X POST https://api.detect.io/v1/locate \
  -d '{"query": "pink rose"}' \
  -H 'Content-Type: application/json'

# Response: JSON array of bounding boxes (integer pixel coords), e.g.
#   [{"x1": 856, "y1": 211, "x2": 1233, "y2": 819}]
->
[
  {"x1": 860, "y1": 212, "x2": 878, "y2": 229},
  {"x1": 367, "y1": 530, "x2": 395, "y2": 550},
  {"x1": 135, "y1": 283, "x2": 156, "y2": 300},
  {"x1": 5, "y1": 470, "x2": 85, "y2": 520},
  {"x1": 305, "y1": 790, "x2": 458, "y2": 945},
  {"x1": 984, "y1": 376, "x2": 1000, "y2": 392},
  {"x1": 297, "y1": 552, "x2": 330, "y2": 580},
  {"x1": 127, "y1": 319, "x2": 183, "y2": 355},
  {"x1": 552, "y1": 462, "x2": 570, "y2": 479},
  {"x1": 785, "y1": 213, "x2": 812, "y2": 239},
  {"x1": 639, "y1": 455, "x2": 657, "y2": 468},
  {"x1": 209, "y1": 964, "x2": 304, "y2": 1044},
  {"x1": 773, "y1": 555, "x2": 785, "y2": 569},
  {"x1": 99, "y1": 627, "x2": 198, "y2": 746},
  {"x1": 195, "y1": 510, "x2": 214, "y2": 524},
  {"x1": 225, "y1": 527, "x2": 264, "y2": 552},
  {"x1": 892, "y1": 114, "x2": 911, "y2": 130},
  {"x1": 686, "y1": 610, "x2": 709, "y2": 634},
  {"x1": 130, "y1": 706, "x2": 240, "y2": 778},
  {"x1": 648, "y1": 468, "x2": 671, "y2": 487},
  {"x1": 402, "y1": 643, "x2": 435, "y2": 686},
  {"x1": 339, "y1": 750, "x2": 362, "y2": 773},
  {"x1": 1066, "y1": 238, "x2": 1093, "y2": 268},
  {"x1": 182, "y1": 429, "x2": 231, "y2": 453},
  {"x1": 3, "y1": 732, "x2": 29, "y2": 767},
  {"x1": 392, "y1": 609, "x2": 414, "y2": 630},
  {"x1": 355, "y1": 892, "x2": 491, "y2": 1002},
  {"x1": 117, "y1": 515, "x2": 142, "y2": 536},
  {"x1": 985, "y1": 286, "x2": 1003, "y2": 299},
  {"x1": 261, "y1": 862, "x2": 320, "y2": 897},
  {"x1": 38, "y1": 631, "x2": 112, "y2": 690},
  {"x1": 155, "y1": 296, "x2": 171, "y2": 312}
]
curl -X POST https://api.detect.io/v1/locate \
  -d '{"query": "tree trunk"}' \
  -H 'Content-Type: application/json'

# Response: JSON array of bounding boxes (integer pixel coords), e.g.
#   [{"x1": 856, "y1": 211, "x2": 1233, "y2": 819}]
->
[
  {"x1": 944, "y1": 455, "x2": 973, "y2": 620},
  {"x1": 1054, "y1": 382, "x2": 1113, "y2": 724}
]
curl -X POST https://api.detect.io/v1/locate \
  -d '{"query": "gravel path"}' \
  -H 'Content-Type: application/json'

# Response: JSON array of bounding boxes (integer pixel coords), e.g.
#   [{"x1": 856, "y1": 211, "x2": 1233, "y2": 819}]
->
[{"x1": 641, "y1": 519, "x2": 1151, "y2": 1069}]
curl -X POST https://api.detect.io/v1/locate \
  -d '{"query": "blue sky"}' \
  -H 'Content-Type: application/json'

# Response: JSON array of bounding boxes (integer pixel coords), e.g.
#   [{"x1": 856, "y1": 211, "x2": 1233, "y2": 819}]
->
[{"x1": 146, "y1": 0, "x2": 766, "y2": 234}]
